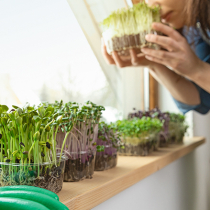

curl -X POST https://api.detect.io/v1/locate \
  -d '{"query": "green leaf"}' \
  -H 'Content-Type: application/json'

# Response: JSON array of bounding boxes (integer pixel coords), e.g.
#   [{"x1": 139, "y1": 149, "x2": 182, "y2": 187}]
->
[
  {"x1": 1, "y1": 105, "x2": 9, "y2": 112},
  {"x1": 17, "y1": 108, "x2": 22, "y2": 115},
  {"x1": 45, "y1": 126, "x2": 51, "y2": 132},
  {"x1": 53, "y1": 113, "x2": 59, "y2": 119},
  {"x1": 12, "y1": 105, "x2": 20, "y2": 109},
  {"x1": 1, "y1": 117, "x2": 8, "y2": 126},
  {"x1": 33, "y1": 116, "x2": 41, "y2": 122},
  {"x1": 96, "y1": 145, "x2": 101, "y2": 152},
  {"x1": 46, "y1": 106, "x2": 54, "y2": 113},
  {"x1": 27, "y1": 106, "x2": 34, "y2": 111},
  {"x1": 56, "y1": 115, "x2": 63, "y2": 124},
  {"x1": 101, "y1": 145, "x2": 105, "y2": 152},
  {"x1": 38, "y1": 106, "x2": 45, "y2": 118},
  {"x1": 44, "y1": 111, "x2": 52, "y2": 118}
]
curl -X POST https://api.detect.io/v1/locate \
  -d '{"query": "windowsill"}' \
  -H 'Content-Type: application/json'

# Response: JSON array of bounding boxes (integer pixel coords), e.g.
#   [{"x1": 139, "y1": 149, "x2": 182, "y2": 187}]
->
[{"x1": 58, "y1": 137, "x2": 205, "y2": 210}]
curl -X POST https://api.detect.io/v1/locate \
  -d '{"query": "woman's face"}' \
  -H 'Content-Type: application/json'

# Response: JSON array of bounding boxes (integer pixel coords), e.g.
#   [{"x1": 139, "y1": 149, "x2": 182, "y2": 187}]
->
[{"x1": 145, "y1": 0, "x2": 187, "y2": 29}]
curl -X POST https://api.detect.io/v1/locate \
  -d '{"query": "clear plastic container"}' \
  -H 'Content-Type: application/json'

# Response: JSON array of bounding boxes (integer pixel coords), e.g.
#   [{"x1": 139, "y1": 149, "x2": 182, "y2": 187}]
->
[
  {"x1": 0, "y1": 152, "x2": 67, "y2": 193},
  {"x1": 103, "y1": 30, "x2": 160, "y2": 56},
  {"x1": 64, "y1": 149, "x2": 96, "y2": 182},
  {"x1": 102, "y1": 2, "x2": 161, "y2": 56},
  {"x1": 151, "y1": 136, "x2": 160, "y2": 151},
  {"x1": 56, "y1": 124, "x2": 98, "y2": 181},
  {"x1": 95, "y1": 145, "x2": 118, "y2": 171},
  {"x1": 86, "y1": 149, "x2": 96, "y2": 179},
  {"x1": 168, "y1": 123, "x2": 187, "y2": 144},
  {"x1": 119, "y1": 136, "x2": 156, "y2": 156},
  {"x1": 158, "y1": 131, "x2": 170, "y2": 147}
]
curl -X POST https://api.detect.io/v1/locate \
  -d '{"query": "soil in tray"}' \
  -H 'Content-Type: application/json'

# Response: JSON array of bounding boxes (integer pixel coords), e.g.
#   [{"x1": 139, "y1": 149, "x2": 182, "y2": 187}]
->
[
  {"x1": 95, "y1": 153, "x2": 117, "y2": 171},
  {"x1": 0, "y1": 162, "x2": 65, "y2": 193},
  {"x1": 33, "y1": 165, "x2": 64, "y2": 193},
  {"x1": 64, "y1": 152, "x2": 95, "y2": 182}
]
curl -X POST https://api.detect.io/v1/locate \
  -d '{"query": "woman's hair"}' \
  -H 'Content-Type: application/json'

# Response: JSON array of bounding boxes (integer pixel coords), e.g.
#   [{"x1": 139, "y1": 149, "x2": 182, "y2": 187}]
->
[{"x1": 186, "y1": 0, "x2": 210, "y2": 37}]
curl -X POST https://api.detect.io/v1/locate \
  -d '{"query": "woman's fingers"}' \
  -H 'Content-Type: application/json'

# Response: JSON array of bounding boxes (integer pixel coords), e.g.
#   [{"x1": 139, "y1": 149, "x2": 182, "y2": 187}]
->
[
  {"x1": 141, "y1": 48, "x2": 173, "y2": 60},
  {"x1": 151, "y1": 22, "x2": 182, "y2": 41},
  {"x1": 101, "y1": 38, "x2": 151, "y2": 68},
  {"x1": 145, "y1": 34, "x2": 179, "y2": 52},
  {"x1": 145, "y1": 55, "x2": 165, "y2": 65},
  {"x1": 129, "y1": 49, "x2": 141, "y2": 65},
  {"x1": 142, "y1": 48, "x2": 174, "y2": 67},
  {"x1": 101, "y1": 38, "x2": 115, "y2": 65},
  {"x1": 145, "y1": 23, "x2": 185, "y2": 52},
  {"x1": 112, "y1": 51, "x2": 132, "y2": 68},
  {"x1": 101, "y1": 38, "x2": 131, "y2": 67}
]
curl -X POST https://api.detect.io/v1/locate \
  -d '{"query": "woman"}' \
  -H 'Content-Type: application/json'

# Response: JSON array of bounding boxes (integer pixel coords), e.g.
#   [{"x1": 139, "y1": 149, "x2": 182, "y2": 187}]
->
[{"x1": 102, "y1": 0, "x2": 210, "y2": 114}]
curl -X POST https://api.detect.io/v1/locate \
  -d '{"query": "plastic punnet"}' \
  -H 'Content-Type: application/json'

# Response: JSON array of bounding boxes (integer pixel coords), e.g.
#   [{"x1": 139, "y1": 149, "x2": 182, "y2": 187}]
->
[
  {"x1": 0, "y1": 152, "x2": 67, "y2": 193},
  {"x1": 102, "y1": 2, "x2": 161, "y2": 55}
]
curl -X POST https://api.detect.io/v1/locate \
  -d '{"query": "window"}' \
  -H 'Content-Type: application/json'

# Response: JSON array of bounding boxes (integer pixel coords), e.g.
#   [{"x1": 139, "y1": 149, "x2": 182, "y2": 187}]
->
[
  {"x1": 0, "y1": 0, "x2": 150, "y2": 122},
  {"x1": 0, "y1": 0, "x2": 117, "y2": 112}
]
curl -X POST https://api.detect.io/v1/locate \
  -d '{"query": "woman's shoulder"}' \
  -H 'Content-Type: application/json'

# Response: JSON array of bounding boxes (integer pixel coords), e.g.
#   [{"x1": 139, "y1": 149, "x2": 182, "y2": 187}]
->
[
  {"x1": 183, "y1": 25, "x2": 210, "y2": 63},
  {"x1": 183, "y1": 23, "x2": 210, "y2": 45}
]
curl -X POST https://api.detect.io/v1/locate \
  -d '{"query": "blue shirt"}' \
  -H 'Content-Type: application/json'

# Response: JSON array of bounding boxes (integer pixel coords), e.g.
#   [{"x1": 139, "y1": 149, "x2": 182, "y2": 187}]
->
[{"x1": 173, "y1": 26, "x2": 210, "y2": 114}]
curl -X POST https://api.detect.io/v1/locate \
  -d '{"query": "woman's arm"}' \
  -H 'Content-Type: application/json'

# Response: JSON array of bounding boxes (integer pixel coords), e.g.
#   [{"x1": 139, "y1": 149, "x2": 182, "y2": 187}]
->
[
  {"x1": 148, "y1": 63, "x2": 200, "y2": 105},
  {"x1": 189, "y1": 61, "x2": 210, "y2": 93}
]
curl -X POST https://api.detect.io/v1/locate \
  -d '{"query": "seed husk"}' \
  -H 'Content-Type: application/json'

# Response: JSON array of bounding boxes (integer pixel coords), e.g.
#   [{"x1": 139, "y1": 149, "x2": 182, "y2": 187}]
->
[
  {"x1": 46, "y1": 142, "x2": 50, "y2": 149},
  {"x1": 20, "y1": 142, "x2": 25, "y2": 147}
]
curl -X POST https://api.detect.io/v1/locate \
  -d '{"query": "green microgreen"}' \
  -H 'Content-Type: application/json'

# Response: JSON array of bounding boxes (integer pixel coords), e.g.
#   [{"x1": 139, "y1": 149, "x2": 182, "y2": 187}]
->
[
  {"x1": 101, "y1": 2, "x2": 160, "y2": 38},
  {"x1": 96, "y1": 122, "x2": 123, "y2": 152},
  {"x1": 0, "y1": 103, "x2": 64, "y2": 178},
  {"x1": 113, "y1": 117, "x2": 163, "y2": 144}
]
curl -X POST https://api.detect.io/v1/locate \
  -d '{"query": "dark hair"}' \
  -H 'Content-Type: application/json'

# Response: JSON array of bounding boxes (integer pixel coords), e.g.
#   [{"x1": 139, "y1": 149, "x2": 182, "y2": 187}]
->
[{"x1": 186, "y1": 0, "x2": 210, "y2": 38}]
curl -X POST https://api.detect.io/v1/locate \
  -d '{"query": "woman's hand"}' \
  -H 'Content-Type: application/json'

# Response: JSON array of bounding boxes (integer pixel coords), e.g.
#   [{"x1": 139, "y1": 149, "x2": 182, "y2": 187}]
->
[
  {"x1": 141, "y1": 22, "x2": 203, "y2": 78},
  {"x1": 101, "y1": 38, "x2": 155, "y2": 68}
]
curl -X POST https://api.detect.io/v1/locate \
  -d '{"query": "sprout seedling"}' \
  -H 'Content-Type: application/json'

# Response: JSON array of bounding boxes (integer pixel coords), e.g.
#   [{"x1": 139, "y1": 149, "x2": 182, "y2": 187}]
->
[
  {"x1": 95, "y1": 122, "x2": 123, "y2": 171},
  {"x1": 0, "y1": 103, "x2": 66, "y2": 193}
]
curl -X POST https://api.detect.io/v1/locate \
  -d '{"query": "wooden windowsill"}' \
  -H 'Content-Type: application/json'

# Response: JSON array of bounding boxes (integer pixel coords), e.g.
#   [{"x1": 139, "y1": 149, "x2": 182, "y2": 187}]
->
[{"x1": 58, "y1": 137, "x2": 205, "y2": 210}]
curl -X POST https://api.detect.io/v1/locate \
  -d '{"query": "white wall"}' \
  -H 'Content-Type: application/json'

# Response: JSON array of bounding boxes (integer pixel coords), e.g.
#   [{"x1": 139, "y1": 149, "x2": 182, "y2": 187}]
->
[
  {"x1": 93, "y1": 85, "x2": 210, "y2": 210},
  {"x1": 192, "y1": 112, "x2": 210, "y2": 210}
]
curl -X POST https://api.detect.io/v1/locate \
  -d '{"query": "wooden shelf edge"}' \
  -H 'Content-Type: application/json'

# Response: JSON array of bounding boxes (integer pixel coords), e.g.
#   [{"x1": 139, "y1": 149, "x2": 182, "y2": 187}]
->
[{"x1": 61, "y1": 137, "x2": 205, "y2": 210}]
